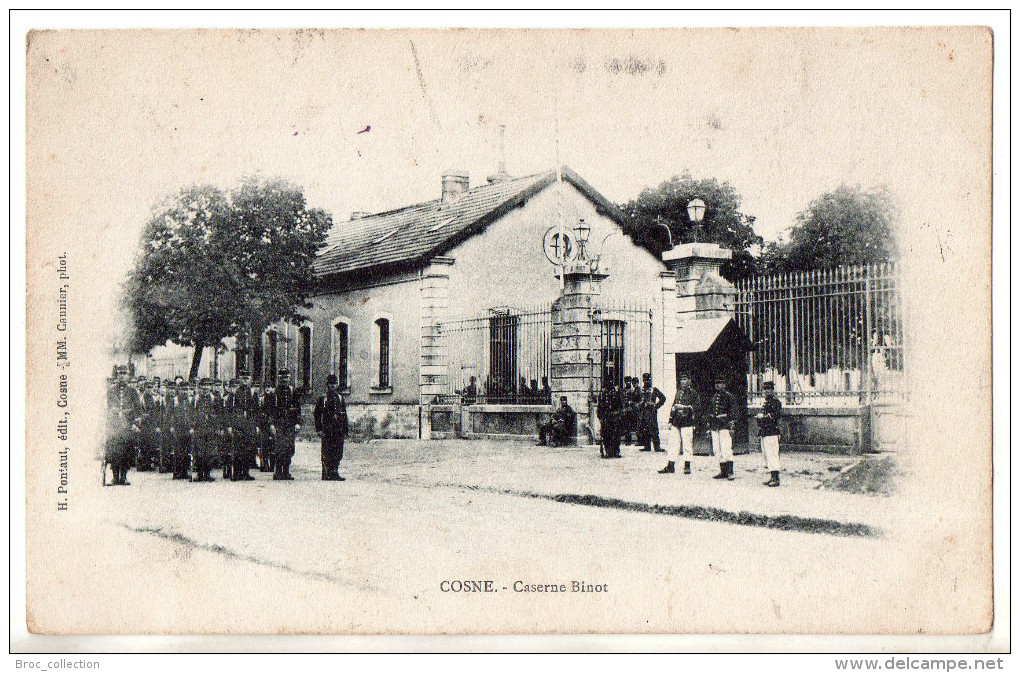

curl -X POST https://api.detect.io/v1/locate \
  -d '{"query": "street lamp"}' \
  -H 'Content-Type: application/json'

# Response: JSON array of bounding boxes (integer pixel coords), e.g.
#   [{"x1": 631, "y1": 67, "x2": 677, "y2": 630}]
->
[
  {"x1": 574, "y1": 218, "x2": 591, "y2": 261},
  {"x1": 687, "y1": 198, "x2": 706, "y2": 241}
]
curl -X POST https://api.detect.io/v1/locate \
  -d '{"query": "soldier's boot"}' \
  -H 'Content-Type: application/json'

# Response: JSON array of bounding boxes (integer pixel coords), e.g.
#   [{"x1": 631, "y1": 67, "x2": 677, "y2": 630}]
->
[
  {"x1": 764, "y1": 471, "x2": 780, "y2": 487},
  {"x1": 725, "y1": 461, "x2": 736, "y2": 481},
  {"x1": 272, "y1": 460, "x2": 284, "y2": 480},
  {"x1": 683, "y1": 461, "x2": 691, "y2": 475},
  {"x1": 713, "y1": 463, "x2": 728, "y2": 479},
  {"x1": 283, "y1": 456, "x2": 294, "y2": 480},
  {"x1": 658, "y1": 461, "x2": 675, "y2": 474}
]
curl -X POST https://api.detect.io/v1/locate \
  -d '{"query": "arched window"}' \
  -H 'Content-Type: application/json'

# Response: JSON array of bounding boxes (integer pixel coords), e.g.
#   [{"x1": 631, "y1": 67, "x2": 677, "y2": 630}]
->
[
  {"x1": 297, "y1": 324, "x2": 312, "y2": 390},
  {"x1": 374, "y1": 317, "x2": 391, "y2": 389},
  {"x1": 331, "y1": 317, "x2": 350, "y2": 390}
]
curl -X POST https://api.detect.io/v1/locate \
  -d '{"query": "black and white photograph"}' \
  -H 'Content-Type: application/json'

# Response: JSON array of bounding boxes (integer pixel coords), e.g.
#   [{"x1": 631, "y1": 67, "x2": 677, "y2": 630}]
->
[{"x1": 15, "y1": 16, "x2": 1006, "y2": 654}]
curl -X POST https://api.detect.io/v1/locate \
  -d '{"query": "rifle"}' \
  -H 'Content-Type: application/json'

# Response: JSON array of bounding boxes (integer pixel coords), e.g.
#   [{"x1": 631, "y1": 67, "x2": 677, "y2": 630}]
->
[{"x1": 101, "y1": 456, "x2": 108, "y2": 487}]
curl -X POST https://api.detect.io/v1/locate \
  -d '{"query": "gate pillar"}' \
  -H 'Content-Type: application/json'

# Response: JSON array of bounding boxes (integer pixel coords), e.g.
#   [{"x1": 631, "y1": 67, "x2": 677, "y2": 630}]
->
[{"x1": 550, "y1": 262, "x2": 607, "y2": 444}]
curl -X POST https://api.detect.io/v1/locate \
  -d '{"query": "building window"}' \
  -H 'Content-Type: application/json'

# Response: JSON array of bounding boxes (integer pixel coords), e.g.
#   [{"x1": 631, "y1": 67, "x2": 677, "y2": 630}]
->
[
  {"x1": 488, "y1": 313, "x2": 518, "y2": 403},
  {"x1": 375, "y1": 317, "x2": 391, "y2": 388},
  {"x1": 332, "y1": 319, "x2": 349, "y2": 390},
  {"x1": 297, "y1": 325, "x2": 312, "y2": 390},
  {"x1": 601, "y1": 320, "x2": 625, "y2": 391}
]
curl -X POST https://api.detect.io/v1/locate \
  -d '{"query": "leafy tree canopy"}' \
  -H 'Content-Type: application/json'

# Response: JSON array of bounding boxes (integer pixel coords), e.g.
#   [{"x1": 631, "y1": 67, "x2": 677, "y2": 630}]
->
[
  {"x1": 761, "y1": 184, "x2": 898, "y2": 273},
  {"x1": 124, "y1": 177, "x2": 332, "y2": 379},
  {"x1": 619, "y1": 171, "x2": 763, "y2": 282}
]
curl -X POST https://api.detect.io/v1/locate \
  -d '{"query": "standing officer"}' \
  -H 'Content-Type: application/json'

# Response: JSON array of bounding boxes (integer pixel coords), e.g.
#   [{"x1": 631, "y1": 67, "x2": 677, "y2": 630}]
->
[
  {"x1": 661, "y1": 372, "x2": 701, "y2": 474},
  {"x1": 314, "y1": 374, "x2": 349, "y2": 481},
  {"x1": 596, "y1": 380, "x2": 623, "y2": 459},
  {"x1": 229, "y1": 373, "x2": 257, "y2": 481},
  {"x1": 104, "y1": 386, "x2": 132, "y2": 485},
  {"x1": 708, "y1": 374, "x2": 736, "y2": 480},
  {"x1": 757, "y1": 381, "x2": 783, "y2": 487},
  {"x1": 191, "y1": 379, "x2": 217, "y2": 482},
  {"x1": 637, "y1": 373, "x2": 667, "y2": 452},
  {"x1": 169, "y1": 382, "x2": 193, "y2": 480},
  {"x1": 272, "y1": 370, "x2": 301, "y2": 481},
  {"x1": 256, "y1": 384, "x2": 275, "y2": 473}
]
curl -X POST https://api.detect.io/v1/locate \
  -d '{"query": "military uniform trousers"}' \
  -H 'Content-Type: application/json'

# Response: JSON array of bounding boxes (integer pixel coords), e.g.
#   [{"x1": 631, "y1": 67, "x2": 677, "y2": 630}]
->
[
  {"x1": 638, "y1": 410, "x2": 662, "y2": 451},
  {"x1": 273, "y1": 428, "x2": 296, "y2": 478},
  {"x1": 320, "y1": 433, "x2": 344, "y2": 478},
  {"x1": 710, "y1": 429, "x2": 733, "y2": 464},
  {"x1": 667, "y1": 425, "x2": 696, "y2": 462},
  {"x1": 760, "y1": 434, "x2": 780, "y2": 472}
]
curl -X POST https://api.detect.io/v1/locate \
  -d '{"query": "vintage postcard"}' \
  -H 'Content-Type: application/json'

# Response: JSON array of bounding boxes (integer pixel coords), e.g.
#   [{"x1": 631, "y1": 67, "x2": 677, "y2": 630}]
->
[{"x1": 21, "y1": 25, "x2": 999, "y2": 647}]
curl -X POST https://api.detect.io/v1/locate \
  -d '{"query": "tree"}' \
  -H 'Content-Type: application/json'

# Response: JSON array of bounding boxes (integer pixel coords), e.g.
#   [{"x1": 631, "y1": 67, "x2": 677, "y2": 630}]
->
[
  {"x1": 766, "y1": 185, "x2": 898, "y2": 273},
  {"x1": 619, "y1": 171, "x2": 763, "y2": 282},
  {"x1": 124, "y1": 177, "x2": 332, "y2": 381}
]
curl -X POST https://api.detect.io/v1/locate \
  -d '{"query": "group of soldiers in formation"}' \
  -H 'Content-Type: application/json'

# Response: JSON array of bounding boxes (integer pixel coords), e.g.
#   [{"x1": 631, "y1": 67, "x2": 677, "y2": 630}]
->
[
  {"x1": 104, "y1": 369, "x2": 350, "y2": 487},
  {"x1": 596, "y1": 372, "x2": 784, "y2": 487}
]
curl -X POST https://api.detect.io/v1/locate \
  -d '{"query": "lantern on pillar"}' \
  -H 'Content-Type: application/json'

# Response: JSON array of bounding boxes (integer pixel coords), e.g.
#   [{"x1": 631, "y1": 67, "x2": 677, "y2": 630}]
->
[
  {"x1": 574, "y1": 218, "x2": 591, "y2": 262},
  {"x1": 687, "y1": 198, "x2": 706, "y2": 242}
]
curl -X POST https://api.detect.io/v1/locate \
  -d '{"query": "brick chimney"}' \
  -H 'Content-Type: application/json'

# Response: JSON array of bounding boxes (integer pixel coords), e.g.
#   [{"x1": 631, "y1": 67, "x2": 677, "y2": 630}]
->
[{"x1": 441, "y1": 171, "x2": 470, "y2": 203}]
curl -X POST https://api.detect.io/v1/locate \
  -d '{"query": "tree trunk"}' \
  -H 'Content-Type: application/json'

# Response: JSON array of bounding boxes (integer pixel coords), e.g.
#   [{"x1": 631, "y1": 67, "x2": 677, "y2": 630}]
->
[{"x1": 188, "y1": 343, "x2": 204, "y2": 382}]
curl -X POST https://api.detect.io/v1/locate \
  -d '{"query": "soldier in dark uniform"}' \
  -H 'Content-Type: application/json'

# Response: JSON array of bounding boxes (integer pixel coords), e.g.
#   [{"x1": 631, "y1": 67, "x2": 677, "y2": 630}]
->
[
  {"x1": 271, "y1": 370, "x2": 301, "y2": 481},
  {"x1": 708, "y1": 375, "x2": 736, "y2": 480},
  {"x1": 622, "y1": 377, "x2": 641, "y2": 445},
  {"x1": 661, "y1": 373, "x2": 701, "y2": 474},
  {"x1": 135, "y1": 379, "x2": 160, "y2": 471},
  {"x1": 756, "y1": 381, "x2": 783, "y2": 487},
  {"x1": 104, "y1": 385, "x2": 132, "y2": 485},
  {"x1": 256, "y1": 385, "x2": 275, "y2": 472},
  {"x1": 537, "y1": 396, "x2": 577, "y2": 447},
  {"x1": 219, "y1": 380, "x2": 235, "y2": 480},
  {"x1": 168, "y1": 383, "x2": 189, "y2": 479},
  {"x1": 314, "y1": 374, "x2": 349, "y2": 481},
  {"x1": 191, "y1": 379, "x2": 217, "y2": 482},
  {"x1": 596, "y1": 380, "x2": 623, "y2": 459},
  {"x1": 637, "y1": 373, "x2": 667, "y2": 453},
  {"x1": 229, "y1": 374, "x2": 258, "y2": 481}
]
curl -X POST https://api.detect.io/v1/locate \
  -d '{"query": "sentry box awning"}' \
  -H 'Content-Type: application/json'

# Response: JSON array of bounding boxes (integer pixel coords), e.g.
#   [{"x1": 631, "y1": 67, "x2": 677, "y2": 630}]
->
[{"x1": 674, "y1": 317, "x2": 753, "y2": 355}]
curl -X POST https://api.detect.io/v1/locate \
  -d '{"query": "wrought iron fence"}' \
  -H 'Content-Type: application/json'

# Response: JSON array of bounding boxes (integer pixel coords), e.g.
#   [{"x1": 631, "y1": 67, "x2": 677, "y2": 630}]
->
[
  {"x1": 434, "y1": 298, "x2": 653, "y2": 405},
  {"x1": 735, "y1": 262, "x2": 904, "y2": 406},
  {"x1": 439, "y1": 303, "x2": 553, "y2": 405},
  {"x1": 591, "y1": 299, "x2": 654, "y2": 392}
]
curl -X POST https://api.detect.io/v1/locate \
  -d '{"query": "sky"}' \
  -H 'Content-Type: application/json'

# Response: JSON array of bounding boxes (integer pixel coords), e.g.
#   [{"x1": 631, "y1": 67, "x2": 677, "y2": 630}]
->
[{"x1": 25, "y1": 26, "x2": 991, "y2": 365}]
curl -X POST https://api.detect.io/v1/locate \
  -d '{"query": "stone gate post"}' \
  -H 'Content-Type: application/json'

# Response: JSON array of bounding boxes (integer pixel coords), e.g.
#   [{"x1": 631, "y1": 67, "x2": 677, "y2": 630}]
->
[{"x1": 550, "y1": 262, "x2": 607, "y2": 445}]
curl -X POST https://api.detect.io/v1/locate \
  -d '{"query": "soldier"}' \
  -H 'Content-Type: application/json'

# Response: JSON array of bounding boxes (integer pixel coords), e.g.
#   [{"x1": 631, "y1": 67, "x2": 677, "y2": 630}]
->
[
  {"x1": 623, "y1": 377, "x2": 641, "y2": 445},
  {"x1": 191, "y1": 379, "x2": 217, "y2": 482},
  {"x1": 229, "y1": 373, "x2": 258, "y2": 481},
  {"x1": 637, "y1": 373, "x2": 667, "y2": 453},
  {"x1": 537, "y1": 396, "x2": 577, "y2": 447},
  {"x1": 256, "y1": 385, "x2": 275, "y2": 472},
  {"x1": 596, "y1": 380, "x2": 623, "y2": 459},
  {"x1": 314, "y1": 374, "x2": 349, "y2": 481},
  {"x1": 661, "y1": 373, "x2": 701, "y2": 474},
  {"x1": 135, "y1": 379, "x2": 160, "y2": 472},
  {"x1": 271, "y1": 370, "x2": 301, "y2": 481},
  {"x1": 757, "y1": 381, "x2": 783, "y2": 487},
  {"x1": 169, "y1": 383, "x2": 194, "y2": 480},
  {"x1": 708, "y1": 374, "x2": 736, "y2": 480},
  {"x1": 219, "y1": 381, "x2": 235, "y2": 480},
  {"x1": 104, "y1": 401, "x2": 133, "y2": 486},
  {"x1": 157, "y1": 381, "x2": 174, "y2": 473}
]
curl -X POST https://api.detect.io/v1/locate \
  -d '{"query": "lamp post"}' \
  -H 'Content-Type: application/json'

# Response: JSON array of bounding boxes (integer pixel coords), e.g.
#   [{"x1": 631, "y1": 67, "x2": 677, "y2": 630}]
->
[
  {"x1": 687, "y1": 198, "x2": 706, "y2": 242},
  {"x1": 574, "y1": 218, "x2": 591, "y2": 262}
]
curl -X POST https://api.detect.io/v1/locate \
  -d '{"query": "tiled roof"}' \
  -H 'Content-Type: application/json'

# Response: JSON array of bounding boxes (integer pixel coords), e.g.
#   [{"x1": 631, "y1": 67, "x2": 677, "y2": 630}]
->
[{"x1": 313, "y1": 166, "x2": 627, "y2": 283}]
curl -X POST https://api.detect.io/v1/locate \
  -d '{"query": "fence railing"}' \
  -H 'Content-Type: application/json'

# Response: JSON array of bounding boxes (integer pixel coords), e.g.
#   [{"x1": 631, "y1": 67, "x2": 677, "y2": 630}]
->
[
  {"x1": 735, "y1": 262, "x2": 904, "y2": 406},
  {"x1": 439, "y1": 303, "x2": 553, "y2": 405},
  {"x1": 433, "y1": 298, "x2": 654, "y2": 406}
]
